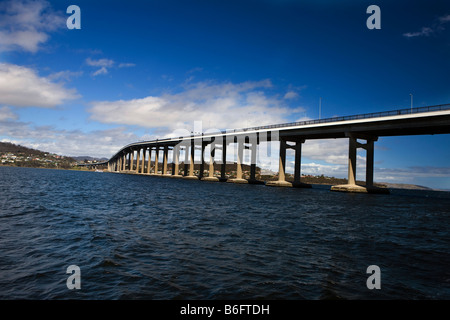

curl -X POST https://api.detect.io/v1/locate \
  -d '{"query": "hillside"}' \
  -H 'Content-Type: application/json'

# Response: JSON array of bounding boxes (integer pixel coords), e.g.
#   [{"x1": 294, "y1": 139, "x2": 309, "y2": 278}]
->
[
  {"x1": 0, "y1": 142, "x2": 47, "y2": 157},
  {"x1": 0, "y1": 142, "x2": 76, "y2": 169}
]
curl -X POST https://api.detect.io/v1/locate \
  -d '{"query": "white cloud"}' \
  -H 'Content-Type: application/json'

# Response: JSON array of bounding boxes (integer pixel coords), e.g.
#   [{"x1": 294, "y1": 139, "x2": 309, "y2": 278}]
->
[
  {"x1": 86, "y1": 58, "x2": 135, "y2": 76},
  {"x1": 283, "y1": 91, "x2": 299, "y2": 99},
  {"x1": 403, "y1": 14, "x2": 450, "y2": 38},
  {"x1": 92, "y1": 67, "x2": 108, "y2": 76},
  {"x1": 0, "y1": 117, "x2": 138, "y2": 158},
  {"x1": 0, "y1": 0, "x2": 65, "y2": 52},
  {"x1": 403, "y1": 27, "x2": 434, "y2": 38},
  {"x1": 118, "y1": 63, "x2": 136, "y2": 68},
  {"x1": 88, "y1": 79, "x2": 303, "y2": 132},
  {"x1": 0, "y1": 63, "x2": 79, "y2": 108},
  {"x1": 86, "y1": 58, "x2": 115, "y2": 68},
  {"x1": 0, "y1": 106, "x2": 18, "y2": 121},
  {"x1": 47, "y1": 70, "x2": 83, "y2": 82}
]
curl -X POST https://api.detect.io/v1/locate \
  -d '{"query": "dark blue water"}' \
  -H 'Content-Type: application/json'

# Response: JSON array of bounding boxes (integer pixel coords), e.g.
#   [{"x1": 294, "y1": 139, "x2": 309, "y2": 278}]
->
[{"x1": 0, "y1": 166, "x2": 449, "y2": 300}]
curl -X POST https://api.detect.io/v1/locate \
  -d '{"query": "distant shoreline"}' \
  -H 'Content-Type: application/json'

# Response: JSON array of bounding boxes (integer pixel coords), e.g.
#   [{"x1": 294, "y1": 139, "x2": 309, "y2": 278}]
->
[{"x1": 2, "y1": 165, "x2": 448, "y2": 192}]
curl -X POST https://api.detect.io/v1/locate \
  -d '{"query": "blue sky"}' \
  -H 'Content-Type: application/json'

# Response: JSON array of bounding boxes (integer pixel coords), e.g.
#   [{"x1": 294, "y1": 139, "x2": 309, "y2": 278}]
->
[{"x1": 0, "y1": 0, "x2": 449, "y2": 189}]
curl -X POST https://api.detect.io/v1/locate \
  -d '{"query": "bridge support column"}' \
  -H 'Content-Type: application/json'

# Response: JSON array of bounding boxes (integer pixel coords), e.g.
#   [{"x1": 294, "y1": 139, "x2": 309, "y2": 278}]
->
[
  {"x1": 141, "y1": 148, "x2": 146, "y2": 174},
  {"x1": 122, "y1": 153, "x2": 126, "y2": 171},
  {"x1": 366, "y1": 140, "x2": 374, "y2": 187},
  {"x1": 130, "y1": 150, "x2": 134, "y2": 172},
  {"x1": 331, "y1": 135, "x2": 388, "y2": 194},
  {"x1": 199, "y1": 143, "x2": 206, "y2": 180},
  {"x1": 184, "y1": 139, "x2": 199, "y2": 180},
  {"x1": 266, "y1": 138, "x2": 292, "y2": 187},
  {"x1": 247, "y1": 140, "x2": 264, "y2": 184},
  {"x1": 152, "y1": 146, "x2": 160, "y2": 175},
  {"x1": 203, "y1": 142, "x2": 219, "y2": 182},
  {"x1": 228, "y1": 138, "x2": 248, "y2": 184},
  {"x1": 220, "y1": 138, "x2": 228, "y2": 182},
  {"x1": 292, "y1": 139, "x2": 311, "y2": 188},
  {"x1": 135, "y1": 148, "x2": 140, "y2": 173},
  {"x1": 162, "y1": 145, "x2": 170, "y2": 176},
  {"x1": 147, "y1": 147, "x2": 152, "y2": 174},
  {"x1": 171, "y1": 144, "x2": 182, "y2": 178}
]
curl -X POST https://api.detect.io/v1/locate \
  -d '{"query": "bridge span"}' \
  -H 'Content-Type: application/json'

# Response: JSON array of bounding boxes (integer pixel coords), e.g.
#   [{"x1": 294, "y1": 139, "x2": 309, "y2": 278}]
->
[{"x1": 95, "y1": 104, "x2": 450, "y2": 194}]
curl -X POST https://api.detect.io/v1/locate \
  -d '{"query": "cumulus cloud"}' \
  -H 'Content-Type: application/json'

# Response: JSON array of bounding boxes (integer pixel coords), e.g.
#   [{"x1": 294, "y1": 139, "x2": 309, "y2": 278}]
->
[
  {"x1": 0, "y1": 0, "x2": 65, "y2": 52},
  {"x1": 88, "y1": 79, "x2": 304, "y2": 132},
  {"x1": 0, "y1": 116, "x2": 139, "y2": 158},
  {"x1": 0, "y1": 63, "x2": 79, "y2": 108}
]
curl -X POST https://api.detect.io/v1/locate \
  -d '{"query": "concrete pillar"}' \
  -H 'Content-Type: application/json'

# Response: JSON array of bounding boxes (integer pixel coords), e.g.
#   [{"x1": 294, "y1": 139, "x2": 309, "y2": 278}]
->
[
  {"x1": 348, "y1": 136, "x2": 357, "y2": 185},
  {"x1": 135, "y1": 148, "x2": 140, "y2": 173},
  {"x1": 130, "y1": 151, "x2": 134, "y2": 171},
  {"x1": 202, "y1": 142, "x2": 219, "y2": 182},
  {"x1": 189, "y1": 140, "x2": 195, "y2": 177},
  {"x1": 154, "y1": 146, "x2": 159, "y2": 174},
  {"x1": 184, "y1": 139, "x2": 198, "y2": 179},
  {"x1": 209, "y1": 144, "x2": 215, "y2": 178},
  {"x1": 162, "y1": 145, "x2": 168, "y2": 175},
  {"x1": 292, "y1": 140, "x2": 311, "y2": 188},
  {"x1": 366, "y1": 140, "x2": 374, "y2": 187},
  {"x1": 122, "y1": 153, "x2": 126, "y2": 171},
  {"x1": 141, "y1": 148, "x2": 145, "y2": 174},
  {"x1": 278, "y1": 139, "x2": 287, "y2": 182},
  {"x1": 172, "y1": 144, "x2": 182, "y2": 177},
  {"x1": 331, "y1": 136, "x2": 388, "y2": 194},
  {"x1": 266, "y1": 139, "x2": 292, "y2": 187},
  {"x1": 220, "y1": 139, "x2": 227, "y2": 181},
  {"x1": 184, "y1": 145, "x2": 189, "y2": 176},
  {"x1": 147, "y1": 148, "x2": 152, "y2": 174},
  {"x1": 236, "y1": 140, "x2": 243, "y2": 179},
  {"x1": 250, "y1": 142, "x2": 257, "y2": 180},
  {"x1": 228, "y1": 138, "x2": 247, "y2": 183},
  {"x1": 199, "y1": 143, "x2": 205, "y2": 179}
]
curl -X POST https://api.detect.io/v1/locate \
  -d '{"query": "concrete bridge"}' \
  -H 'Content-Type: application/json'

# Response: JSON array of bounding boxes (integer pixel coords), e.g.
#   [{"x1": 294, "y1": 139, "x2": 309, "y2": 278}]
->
[{"x1": 94, "y1": 104, "x2": 450, "y2": 194}]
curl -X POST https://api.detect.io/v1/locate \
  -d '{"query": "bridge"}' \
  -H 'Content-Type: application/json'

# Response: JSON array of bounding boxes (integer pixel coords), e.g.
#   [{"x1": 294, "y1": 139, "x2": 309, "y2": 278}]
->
[{"x1": 88, "y1": 104, "x2": 450, "y2": 194}]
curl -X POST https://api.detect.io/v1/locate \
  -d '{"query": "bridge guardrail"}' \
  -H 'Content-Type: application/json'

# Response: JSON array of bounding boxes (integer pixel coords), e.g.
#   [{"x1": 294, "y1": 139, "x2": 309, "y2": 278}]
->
[{"x1": 110, "y1": 103, "x2": 450, "y2": 159}]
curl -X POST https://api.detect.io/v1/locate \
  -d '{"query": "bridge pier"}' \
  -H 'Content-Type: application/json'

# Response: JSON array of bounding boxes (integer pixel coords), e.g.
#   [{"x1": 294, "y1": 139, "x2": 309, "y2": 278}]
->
[
  {"x1": 331, "y1": 135, "x2": 389, "y2": 194},
  {"x1": 135, "y1": 148, "x2": 140, "y2": 173},
  {"x1": 267, "y1": 138, "x2": 311, "y2": 188},
  {"x1": 266, "y1": 139, "x2": 292, "y2": 187},
  {"x1": 228, "y1": 138, "x2": 248, "y2": 184},
  {"x1": 220, "y1": 138, "x2": 228, "y2": 182},
  {"x1": 141, "y1": 147, "x2": 146, "y2": 174},
  {"x1": 162, "y1": 145, "x2": 171, "y2": 176},
  {"x1": 184, "y1": 140, "x2": 199, "y2": 180},
  {"x1": 170, "y1": 144, "x2": 183, "y2": 178},
  {"x1": 151, "y1": 146, "x2": 160, "y2": 175},
  {"x1": 202, "y1": 141, "x2": 219, "y2": 182}
]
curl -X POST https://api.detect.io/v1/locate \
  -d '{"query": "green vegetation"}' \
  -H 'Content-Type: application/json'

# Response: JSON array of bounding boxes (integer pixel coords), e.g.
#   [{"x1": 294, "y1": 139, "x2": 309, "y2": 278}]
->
[{"x1": 0, "y1": 142, "x2": 76, "y2": 169}]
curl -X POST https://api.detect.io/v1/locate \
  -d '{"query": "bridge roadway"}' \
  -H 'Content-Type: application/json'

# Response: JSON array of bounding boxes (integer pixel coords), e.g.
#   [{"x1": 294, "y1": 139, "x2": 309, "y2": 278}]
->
[{"x1": 93, "y1": 104, "x2": 450, "y2": 194}]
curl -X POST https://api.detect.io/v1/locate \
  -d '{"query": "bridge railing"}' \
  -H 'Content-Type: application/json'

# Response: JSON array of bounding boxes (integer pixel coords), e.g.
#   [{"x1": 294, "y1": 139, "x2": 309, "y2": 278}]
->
[
  {"x1": 231, "y1": 103, "x2": 450, "y2": 134},
  {"x1": 112, "y1": 103, "x2": 450, "y2": 158}
]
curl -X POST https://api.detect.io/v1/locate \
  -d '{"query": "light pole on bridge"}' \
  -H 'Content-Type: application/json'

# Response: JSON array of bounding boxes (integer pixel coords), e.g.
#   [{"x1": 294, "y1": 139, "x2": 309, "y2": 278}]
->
[{"x1": 410, "y1": 93, "x2": 413, "y2": 112}]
